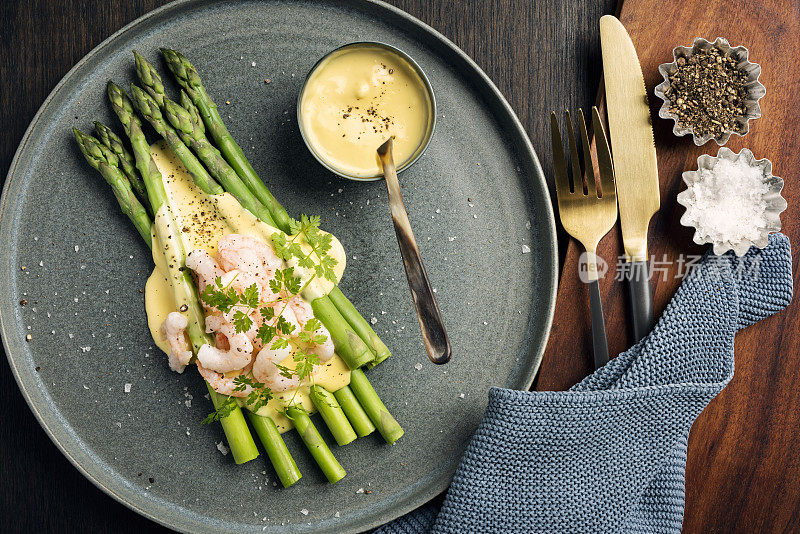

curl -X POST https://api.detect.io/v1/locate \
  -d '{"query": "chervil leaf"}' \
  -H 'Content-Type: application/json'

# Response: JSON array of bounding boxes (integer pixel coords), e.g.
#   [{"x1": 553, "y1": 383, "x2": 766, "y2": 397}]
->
[
  {"x1": 273, "y1": 362, "x2": 295, "y2": 379},
  {"x1": 287, "y1": 242, "x2": 304, "y2": 261},
  {"x1": 276, "y1": 315, "x2": 295, "y2": 335},
  {"x1": 201, "y1": 396, "x2": 238, "y2": 425},
  {"x1": 245, "y1": 387, "x2": 273, "y2": 412},
  {"x1": 324, "y1": 267, "x2": 337, "y2": 283},
  {"x1": 256, "y1": 323, "x2": 277, "y2": 346},
  {"x1": 271, "y1": 231, "x2": 289, "y2": 260},
  {"x1": 232, "y1": 310, "x2": 253, "y2": 334},
  {"x1": 268, "y1": 277, "x2": 282, "y2": 294},
  {"x1": 199, "y1": 276, "x2": 240, "y2": 313},
  {"x1": 288, "y1": 217, "x2": 302, "y2": 235},
  {"x1": 260, "y1": 306, "x2": 275, "y2": 320},
  {"x1": 241, "y1": 283, "x2": 260, "y2": 308},
  {"x1": 270, "y1": 337, "x2": 290, "y2": 351},
  {"x1": 293, "y1": 350, "x2": 319, "y2": 381},
  {"x1": 286, "y1": 278, "x2": 301, "y2": 296},
  {"x1": 298, "y1": 255, "x2": 315, "y2": 269}
]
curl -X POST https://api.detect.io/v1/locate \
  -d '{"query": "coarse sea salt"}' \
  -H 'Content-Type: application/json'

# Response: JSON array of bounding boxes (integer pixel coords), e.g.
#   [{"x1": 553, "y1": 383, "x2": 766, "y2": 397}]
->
[{"x1": 683, "y1": 157, "x2": 770, "y2": 245}]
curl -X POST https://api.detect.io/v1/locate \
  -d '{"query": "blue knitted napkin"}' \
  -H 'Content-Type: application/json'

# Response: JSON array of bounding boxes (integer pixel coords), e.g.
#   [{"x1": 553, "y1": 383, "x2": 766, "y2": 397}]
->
[{"x1": 377, "y1": 233, "x2": 793, "y2": 533}]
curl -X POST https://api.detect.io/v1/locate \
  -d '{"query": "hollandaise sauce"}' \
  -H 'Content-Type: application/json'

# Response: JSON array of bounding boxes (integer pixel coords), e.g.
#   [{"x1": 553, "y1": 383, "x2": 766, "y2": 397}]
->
[{"x1": 299, "y1": 44, "x2": 433, "y2": 178}]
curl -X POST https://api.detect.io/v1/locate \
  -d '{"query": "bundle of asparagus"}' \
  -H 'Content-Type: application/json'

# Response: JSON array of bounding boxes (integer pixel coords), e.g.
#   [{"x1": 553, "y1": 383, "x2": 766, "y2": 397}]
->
[{"x1": 72, "y1": 49, "x2": 402, "y2": 487}]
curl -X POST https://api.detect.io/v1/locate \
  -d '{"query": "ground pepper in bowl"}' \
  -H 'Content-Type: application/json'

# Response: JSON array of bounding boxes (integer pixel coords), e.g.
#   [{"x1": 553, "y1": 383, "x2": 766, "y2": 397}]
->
[
  {"x1": 654, "y1": 38, "x2": 765, "y2": 146},
  {"x1": 663, "y1": 47, "x2": 748, "y2": 138}
]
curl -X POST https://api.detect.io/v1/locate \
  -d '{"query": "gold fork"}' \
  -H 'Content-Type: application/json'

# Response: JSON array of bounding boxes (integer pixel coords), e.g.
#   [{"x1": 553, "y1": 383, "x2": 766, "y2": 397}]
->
[{"x1": 550, "y1": 107, "x2": 618, "y2": 368}]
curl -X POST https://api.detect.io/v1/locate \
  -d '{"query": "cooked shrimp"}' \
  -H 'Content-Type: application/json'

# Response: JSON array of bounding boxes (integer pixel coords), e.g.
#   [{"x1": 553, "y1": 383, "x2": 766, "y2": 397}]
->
[
  {"x1": 197, "y1": 317, "x2": 254, "y2": 373},
  {"x1": 185, "y1": 249, "x2": 224, "y2": 294},
  {"x1": 196, "y1": 362, "x2": 253, "y2": 397},
  {"x1": 253, "y1": 344, "x2": 300, "y2": 392},
  {"x1": 289, "y1": 297, "x2": 335, "y2": 362},
  {"x1": 161, "y1": 312, "x2": 193, "y2": 373},
  {"x1": 206, "y1": 312, "x2": 258, "y2": 347},
  {"x1": 217, "y1": 234, "x2": 283, "y2": 286}
]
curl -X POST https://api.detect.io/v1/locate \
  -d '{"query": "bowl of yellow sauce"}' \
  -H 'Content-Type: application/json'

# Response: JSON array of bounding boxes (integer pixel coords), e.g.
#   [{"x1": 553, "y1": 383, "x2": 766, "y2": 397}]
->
[{"x1": 298, "y1": 42, "x2": 436, "y2": 181}]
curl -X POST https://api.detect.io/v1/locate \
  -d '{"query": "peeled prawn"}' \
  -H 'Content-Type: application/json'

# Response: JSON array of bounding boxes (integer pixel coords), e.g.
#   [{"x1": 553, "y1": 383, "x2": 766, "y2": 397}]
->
[
  {"x1": 161, "y1": 312, "x2": 193, "y2": 373},
  {"x1": 253, "y1": 344, "x2": 300, "y2": 392},
  {"x1": 217, "y1": 234, "x2": 283, "y2": 287},
  {"x1": 197, "y1": 317, "x2": 254, "y2": 373},
  {"x1": 185, "y1": 249, "x2": 224, "y2": 294},
  {"x1": 196, "y1": 362, "x2": 253, "y2": 397}
]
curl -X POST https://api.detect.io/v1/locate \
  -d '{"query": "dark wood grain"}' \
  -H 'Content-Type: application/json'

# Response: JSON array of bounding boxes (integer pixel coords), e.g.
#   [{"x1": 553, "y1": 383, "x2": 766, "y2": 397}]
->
[
  {"x1": 535, "y1": 1, "x2": 800, "y2": 532},
  {"x1": 0, "y1": 0, "x2": 614, "y2": 531}
]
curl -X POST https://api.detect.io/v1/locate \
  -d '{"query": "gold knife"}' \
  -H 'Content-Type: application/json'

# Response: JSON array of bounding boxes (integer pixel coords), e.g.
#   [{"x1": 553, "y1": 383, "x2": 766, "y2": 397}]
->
[{"x1": 600, "y1": 15, "x2": 660, "y2": 342}]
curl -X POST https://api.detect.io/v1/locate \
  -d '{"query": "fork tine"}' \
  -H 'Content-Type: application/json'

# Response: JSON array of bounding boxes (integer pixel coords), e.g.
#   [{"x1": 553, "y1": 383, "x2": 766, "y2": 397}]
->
[
  {"x1": 550, "y1": 112, "x2": 571, "y2": 198},
  {"x1": 592, "y1": 106, "x2": 616, "y2": 199},
  {"x1": 565, "y1": 110, "x2": 583, "y2": 195},
  {"x1": 577, "y1": 109, "x2": 597, "y2": 198}
]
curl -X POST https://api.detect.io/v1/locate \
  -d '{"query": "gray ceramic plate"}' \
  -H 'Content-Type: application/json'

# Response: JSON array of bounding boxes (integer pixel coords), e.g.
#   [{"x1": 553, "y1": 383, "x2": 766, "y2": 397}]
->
[{"x1": 0, "y1": 1, "x2": 557, "y2": 532}]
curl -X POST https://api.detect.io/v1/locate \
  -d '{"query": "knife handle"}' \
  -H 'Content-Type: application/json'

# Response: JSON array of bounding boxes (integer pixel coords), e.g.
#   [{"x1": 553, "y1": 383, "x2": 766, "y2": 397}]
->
[
  {"x1": 588, "y1": 278, "x2": 610, "y2": 369},
  {"x1": 627, "y1": 260, "x2": 654, "y2": 343}
]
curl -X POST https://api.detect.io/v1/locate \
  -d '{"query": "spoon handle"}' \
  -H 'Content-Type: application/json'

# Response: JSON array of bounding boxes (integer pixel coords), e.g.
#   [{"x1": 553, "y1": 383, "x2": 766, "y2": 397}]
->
[{"x1": 378, "y1": 141, "x2": 451, "y2": 365}]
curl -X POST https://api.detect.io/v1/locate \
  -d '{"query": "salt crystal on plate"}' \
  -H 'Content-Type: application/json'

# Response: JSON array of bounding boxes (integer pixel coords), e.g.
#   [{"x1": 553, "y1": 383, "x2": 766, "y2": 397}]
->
[
  {"x1": 124, "y1": 383, "x2": 132, "y2": 393},
  {"x1": 521, "y1": 244, "x2": 531, "y2": 254},
  {"x1": 414, "y1": 363, "x2": 423, "y2": 371},
  {"x1": 216, "y1": 441, "x2": 229, "y2": 455},
  {"x1": 300, "y1": 509, "x2": 309, "y2": 516}
]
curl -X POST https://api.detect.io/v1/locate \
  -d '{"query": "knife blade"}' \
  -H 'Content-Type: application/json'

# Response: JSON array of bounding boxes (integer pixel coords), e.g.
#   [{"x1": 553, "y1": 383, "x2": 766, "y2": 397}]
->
[{"x1": 600, "y1": 15, "x2": 659, "y2": 341}]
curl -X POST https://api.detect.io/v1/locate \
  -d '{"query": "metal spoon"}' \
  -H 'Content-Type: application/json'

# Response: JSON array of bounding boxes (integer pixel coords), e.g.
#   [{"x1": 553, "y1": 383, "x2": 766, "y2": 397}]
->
[{"x1": 377, "y1": 138, "x2": 451, "y2": 365}]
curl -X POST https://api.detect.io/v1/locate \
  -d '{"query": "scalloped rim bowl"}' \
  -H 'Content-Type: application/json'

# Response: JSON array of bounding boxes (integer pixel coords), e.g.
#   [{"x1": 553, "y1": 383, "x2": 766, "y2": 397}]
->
[
  {"x1": 677, "y1": 147, "x2": 787, "y2": 256},
  {"x1": 654, "y1": 37, "x2": 766, "y2": 146}
]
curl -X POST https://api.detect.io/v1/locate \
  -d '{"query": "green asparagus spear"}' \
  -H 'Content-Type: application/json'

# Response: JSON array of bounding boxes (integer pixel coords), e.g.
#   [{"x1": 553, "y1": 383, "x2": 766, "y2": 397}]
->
[
  {"x1": 311, "y1": 296, "x2": 375, "y2": 369},
  {"x1": 208, "y1": 385, "x2": 260, "y2": 465},
  {"x1": 161, "y1": 95, "x2": 277, "y2": 225},
  {"x1": 125, "y1": 79, "x2": 373, "y2": 461},
  {"x1": 72, "y1": 128, "x2": 152, "y2": 246},
  {"x1": 133, "y1": 51, "x2": 166, "y2": 107},
  {"x1": 129, "y1": 84, "x2": 224, "y2": 197},
  {"x1": 246, "y1": 411, "x2": 302, "y2": 487},
  {"x1": 107, "y1": 81, "x2": 166, "y2": 212},
  {"x1": 93, "y1": 121, "x2": 151, "y2": 213},
  {"x1": 328, "y1": 286, "x2": 391, "y2": 366},
  {"x1": 106, "y1": 85, "x2": 259, "y2": 464},
  {"x1": 160, "y1": 48, "x2": 292, "y2": 232},
  {"x1": 159, "y1": 50, "x2": 391, "y2": 368},
  {"x1": 333, "y1": 385, "x2": 375, "y2": 437},
  {"x1": 349, "y1": 369, "x2": 404, "y2": 444},
  {"x1": 285, "y1": 406, "x2": 346, "y2": 483},
  {"x1": 310, "y1": 385, "x2": 357, "y2": 446},
  {"x1": 132, "y1": 52, "x2": 277, "y2": 226}
]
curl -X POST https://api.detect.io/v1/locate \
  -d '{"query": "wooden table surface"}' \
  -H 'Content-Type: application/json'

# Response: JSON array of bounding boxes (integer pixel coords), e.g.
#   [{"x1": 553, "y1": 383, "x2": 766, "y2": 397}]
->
[{"x1": 1, "y1": 0, "x2": 795, "y2": 532}]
